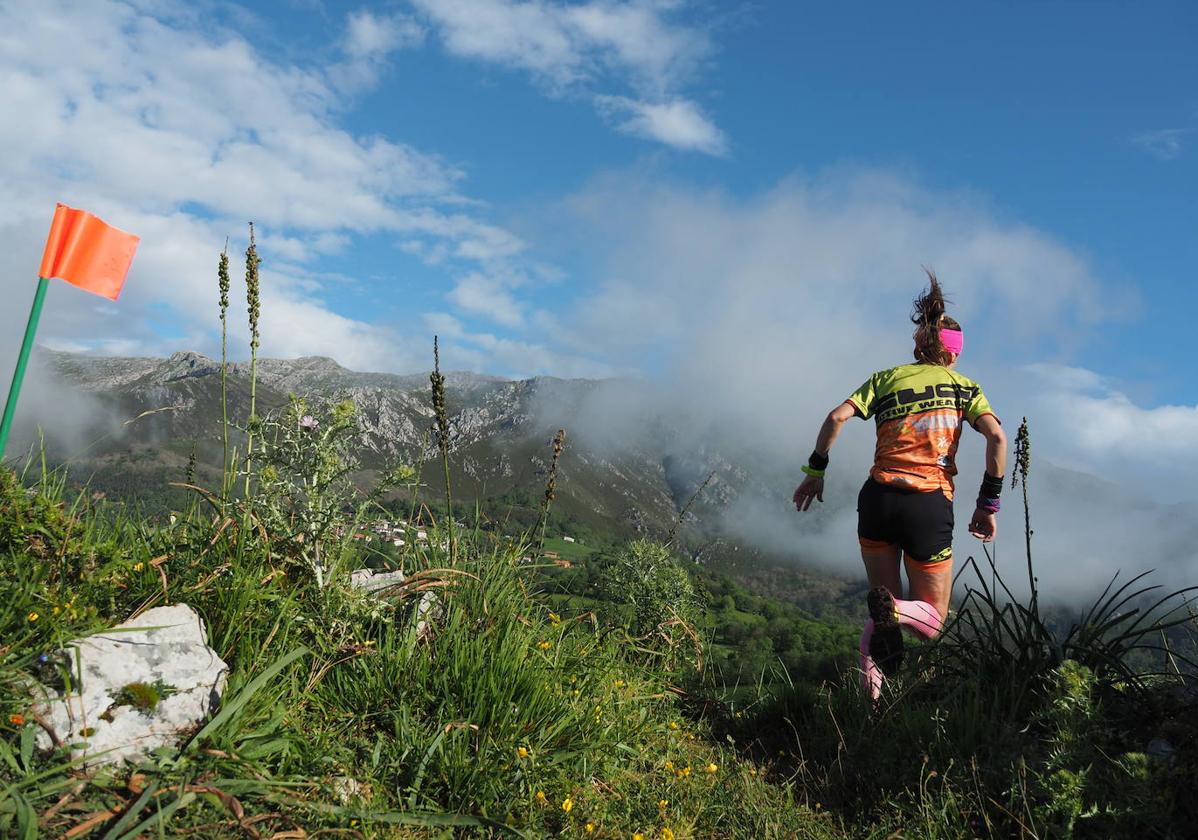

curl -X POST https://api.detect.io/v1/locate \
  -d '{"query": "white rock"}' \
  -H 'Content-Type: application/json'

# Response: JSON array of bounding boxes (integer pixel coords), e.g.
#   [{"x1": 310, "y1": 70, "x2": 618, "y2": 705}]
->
[
  {"x1": 331, "y1": 775, "x2": 371, "y2": 804},
  {"x1": 34, "y1": 604, "x2": 228, "y2": 767},
  {"x1": 349, "y1": 568, "x2": 442, "y2": 641},
  {"x1": 349, "y1": 568, "x2": 408, "y2": 593}
]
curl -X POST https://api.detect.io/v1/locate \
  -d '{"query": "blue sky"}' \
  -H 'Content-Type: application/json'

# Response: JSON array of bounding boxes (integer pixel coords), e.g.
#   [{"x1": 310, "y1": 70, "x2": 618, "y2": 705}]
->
[
  {"x1": 241, "y1": 0, "x2": 1194, "y2": 394},
  {"x1": 1, "y1": 0, "x2": 1196, "y2": 498}
]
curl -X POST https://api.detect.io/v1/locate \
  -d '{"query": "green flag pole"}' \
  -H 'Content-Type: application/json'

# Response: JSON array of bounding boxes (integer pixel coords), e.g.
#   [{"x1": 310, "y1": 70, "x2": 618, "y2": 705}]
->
[{"x1": 0, "y1": 277, "x2": 50, "y2": 457}]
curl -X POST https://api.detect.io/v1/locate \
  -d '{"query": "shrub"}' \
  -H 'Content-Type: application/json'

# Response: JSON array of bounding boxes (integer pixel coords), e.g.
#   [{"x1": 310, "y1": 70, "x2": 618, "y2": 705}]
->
[{"x1": 597, "y1": 539, "x2": 700, "y2": 636}]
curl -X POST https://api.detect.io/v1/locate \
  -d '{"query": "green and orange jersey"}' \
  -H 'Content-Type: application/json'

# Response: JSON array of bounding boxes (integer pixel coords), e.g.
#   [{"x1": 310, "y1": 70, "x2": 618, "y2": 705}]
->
[{"x1": 846, "y1": 364, "x2": 998, "y2": 499}]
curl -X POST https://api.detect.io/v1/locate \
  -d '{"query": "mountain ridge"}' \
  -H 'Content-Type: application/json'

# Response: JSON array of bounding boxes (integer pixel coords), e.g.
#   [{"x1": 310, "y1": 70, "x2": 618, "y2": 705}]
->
[{"x1": 18, "y1": 347, "x2": 1198, "y2": 605}]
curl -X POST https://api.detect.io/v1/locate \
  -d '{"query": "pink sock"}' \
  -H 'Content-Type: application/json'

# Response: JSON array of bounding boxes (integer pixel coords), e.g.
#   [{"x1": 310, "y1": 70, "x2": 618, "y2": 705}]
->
[
  {"x1": 858, "y1": 619, "x2": 883, "y2": 702},
  {"x1": 894, "y1": 598, "x2": 943, "y2": 641}
]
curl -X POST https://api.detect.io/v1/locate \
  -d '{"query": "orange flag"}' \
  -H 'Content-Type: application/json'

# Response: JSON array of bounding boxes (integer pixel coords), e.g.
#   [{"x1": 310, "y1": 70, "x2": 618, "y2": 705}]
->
[{"x1": 38, "y1": 203, "x2": 140, "y2": 301}]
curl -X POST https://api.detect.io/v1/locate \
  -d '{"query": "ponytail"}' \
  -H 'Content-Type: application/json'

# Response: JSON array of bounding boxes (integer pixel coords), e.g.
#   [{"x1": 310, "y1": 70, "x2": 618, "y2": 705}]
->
[{"x1": 911, "y1": 268, "x2": 960, "y2": 365}]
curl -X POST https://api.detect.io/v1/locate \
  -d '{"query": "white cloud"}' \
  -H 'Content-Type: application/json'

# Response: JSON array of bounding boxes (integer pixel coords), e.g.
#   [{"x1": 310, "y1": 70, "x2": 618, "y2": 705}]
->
[
  {"x1": 553, "y1": 168, "x2": 1111, "y2": 378},
  {"x1": 412, "y1": 0, "x2": 708, "y2": 90},
  {"x1": 344, "y1": 10, "x2": 425, "y2": 58},
  {"x1": 0, "y1": 0, "x2": 530, "y2": 374},
  {"x1": 448, "y1": 273, "x2": 526, "y2": 327},
  {"x1": 331, "y1": 10, "x2": 426, "y2": 93},
  {"x1": 595, "y1": 95, "x2": 726, "y2": 155},
  {"x1": 422, "y1": 312, "x2": 617, "y2": 378},
  {"x1": 1131, "y1": 127, "x2": 1190, "y2": 160},
  {"x1": 508, "y1": 165, "x2": 1198, "y2": 596},
  {"x1": 1023, "y1": 363, "x2": 1198, "y2": 476},
  {"x1": 410, "y1": 0, "x2": 723, "y2": 153}
]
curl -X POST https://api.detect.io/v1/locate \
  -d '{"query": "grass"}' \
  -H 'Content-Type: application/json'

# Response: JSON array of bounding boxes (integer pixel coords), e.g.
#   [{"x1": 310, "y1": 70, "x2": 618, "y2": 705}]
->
[
  {"x1": 0, "y1": 462, "x2": 840, "y2": 838},
  {"x1": 541, "y1": 537, "x2": 595, "y2": 563},
  {"x1": 7, "y1": 448, "x2": 1194, "y2": 838},
  {"x1": 3, "y1": 242, "x2": 1196, "y2": 838}
]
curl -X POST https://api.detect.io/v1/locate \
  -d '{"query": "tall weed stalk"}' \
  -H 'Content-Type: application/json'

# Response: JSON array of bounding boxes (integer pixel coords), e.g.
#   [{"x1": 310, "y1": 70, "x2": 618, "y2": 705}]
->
[
  {"x1": 217, "y1": 241, "x2": 230, "y2": 504},
  {"x1": 537, "y1": 428, "x2": 565, "y2": 550},
  {"x1": 243, "y1": 223, "x2": 261, "y2": 500},
  {"x1": 429, "y1": 337, "x2": 454, "y2": 563}
]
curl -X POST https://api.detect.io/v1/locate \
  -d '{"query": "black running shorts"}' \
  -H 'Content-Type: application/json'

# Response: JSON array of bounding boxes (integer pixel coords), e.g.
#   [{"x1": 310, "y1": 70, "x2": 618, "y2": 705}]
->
[{"x1": 856, "y1": 478, "x2": 954, "y2": 563}]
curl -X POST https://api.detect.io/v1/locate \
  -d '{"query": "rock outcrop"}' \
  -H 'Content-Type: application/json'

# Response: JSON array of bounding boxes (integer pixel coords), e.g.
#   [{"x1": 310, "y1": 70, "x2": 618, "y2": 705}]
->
[{"x1": 33, "y1": 604, "x2": 228, "y2": 767}]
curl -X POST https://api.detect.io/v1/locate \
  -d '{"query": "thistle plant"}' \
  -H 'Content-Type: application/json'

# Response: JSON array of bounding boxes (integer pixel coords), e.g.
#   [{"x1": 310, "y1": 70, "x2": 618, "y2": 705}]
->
[
  {"x1": 243, "y1": 223, "x2": 261, "y2": 499},
  {"x1": 217, "y1": 241, "x2": 230, "y2": 500},
  {"x1": 429, "y1": 336, "x2": 454, "y2": 562},
  {"x1": 252, "y1": 396, "x2": 413, "y2": 588}
]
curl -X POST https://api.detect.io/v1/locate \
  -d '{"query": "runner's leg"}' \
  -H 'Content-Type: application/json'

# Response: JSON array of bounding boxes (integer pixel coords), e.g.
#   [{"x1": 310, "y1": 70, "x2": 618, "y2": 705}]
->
[
  {"x1": 860, "y1": 538, "x2": 904, "y2": 684},
  {"x1": 901, "y1": 553, "x2": 952, "y2": 639},
  {"x1": 894, "y1": 488, "x2": 954, "y2": 640},
  {"x1": 857, "y1": 481, "x2": 903, "y2": 700},
  {"x1": 860, "y1": 538, "x2": 902, "y2": 594},
  {"x1": 858, "y1": 618, "x2": 884, "y2": 702}
]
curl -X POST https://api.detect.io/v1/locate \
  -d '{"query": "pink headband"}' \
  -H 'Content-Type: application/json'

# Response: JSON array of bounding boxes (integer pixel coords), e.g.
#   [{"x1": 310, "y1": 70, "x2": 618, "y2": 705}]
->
[{"x1": 940, "y1": 328, "x2": 964, "y2": 355}]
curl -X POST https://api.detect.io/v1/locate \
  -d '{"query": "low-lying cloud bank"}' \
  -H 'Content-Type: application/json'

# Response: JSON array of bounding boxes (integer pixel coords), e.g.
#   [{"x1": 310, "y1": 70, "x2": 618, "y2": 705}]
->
[{"x1": 521, "y1": 169, "x2": 1197, "y2": 600}]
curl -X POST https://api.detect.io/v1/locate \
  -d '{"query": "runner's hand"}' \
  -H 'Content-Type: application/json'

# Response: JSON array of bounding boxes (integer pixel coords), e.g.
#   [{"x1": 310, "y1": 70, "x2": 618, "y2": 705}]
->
[
  {"x1": 968, "y1": 507, "x2": 997, "y2": 542},
  {"x1": 793, "y1": 476, "x2": 824, "y2": 512}
]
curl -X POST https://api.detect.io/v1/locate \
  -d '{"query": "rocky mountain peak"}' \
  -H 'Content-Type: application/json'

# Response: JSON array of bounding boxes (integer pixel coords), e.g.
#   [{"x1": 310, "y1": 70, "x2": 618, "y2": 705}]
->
[{"x1": 163, "y1": 351, "x2": 223, "y2": 381}]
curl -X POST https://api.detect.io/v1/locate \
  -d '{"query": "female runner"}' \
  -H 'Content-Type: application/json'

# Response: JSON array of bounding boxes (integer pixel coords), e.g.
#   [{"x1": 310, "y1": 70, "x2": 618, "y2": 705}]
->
[{"x1": 793, "y1": 272, "x2": 1007, "y2": 700}]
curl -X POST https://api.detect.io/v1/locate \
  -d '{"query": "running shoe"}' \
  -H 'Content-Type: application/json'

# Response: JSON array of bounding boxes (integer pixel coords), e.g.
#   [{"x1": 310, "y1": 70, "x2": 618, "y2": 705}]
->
[{"x1": 867, "y1": 587, "x2": 904, "y2": 677}]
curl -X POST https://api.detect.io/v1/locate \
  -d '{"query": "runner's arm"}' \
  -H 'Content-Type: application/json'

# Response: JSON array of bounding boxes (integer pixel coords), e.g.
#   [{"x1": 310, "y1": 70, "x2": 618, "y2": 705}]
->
[
  {"x1": 968, "y1": 414, "x2": 1007, "y2": 541},
  {"x1": 794, "y1": 401, "x2": 857, "y2": 512},
  {"x1": 974, "y1": 414, "x2": 1007, "y2": 477},
  {"x1": 814, "y1": 401, "x2": 859, "y2": 457}
]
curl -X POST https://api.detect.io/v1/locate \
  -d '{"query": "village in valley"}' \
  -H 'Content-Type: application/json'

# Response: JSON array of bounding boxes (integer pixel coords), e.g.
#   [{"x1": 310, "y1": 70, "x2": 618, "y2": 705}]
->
[{"x1": 352, "y1": 518, "x2": 579, "y2": 565}]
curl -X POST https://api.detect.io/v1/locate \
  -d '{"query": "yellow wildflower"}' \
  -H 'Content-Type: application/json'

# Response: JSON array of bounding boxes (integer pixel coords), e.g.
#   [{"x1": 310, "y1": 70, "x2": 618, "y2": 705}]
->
[
  {"x1": 614, "y1": 679, "x2": 625, "y2": 688},
  {"x1": 537, "y1": 641, "x2": 552, "y2": 651},
  {"x1": 561, "y1": 797, "x2": 573, "y2": 813},
  {"x1": 633, "y1": 834, "x2": 645, "y2": 840},
  {"x1": 661, "y1": 829, "x2": 675, "y2": 840},
  {"x1": 549, "y1": 612, "x2": 561, "y2": 624},
  {"x1": 52, "y1": 606, "x2": 60, "y2": 615},
  {"x1": 705, "y1": 762, "x2": 719, "y2": 774},
  {"x1": 133, "y1": 562, "x2": 144, "y2": 572},
  {"x1": 26, "y1": 612, "x2": 38, "y2": 622},
  {"x1": 663, "y1": 760, "x2": 674, "y2": 770},
  {"x1": 535, "y1": 790, "x2": 547, "y2": 804},
  {"x1": 657, "y1": 799, "x2": 669, "y2": 809},
  {"x1": 516, "y1": 746, "x2": 529, "y2": 759},
  {"x1": 667, "y1": 722, "x2": 679, "y2": 731},
  {"x1": 585, "y1": 823, "x2": 595, "y2": 833},
  {"x1": 8, "y1": 714, "x2": 25, "y2": 726}
]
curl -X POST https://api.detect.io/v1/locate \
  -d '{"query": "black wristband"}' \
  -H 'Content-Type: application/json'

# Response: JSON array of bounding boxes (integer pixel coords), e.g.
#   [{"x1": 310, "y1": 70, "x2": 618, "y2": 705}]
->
[
  {"x1": 979, "y1": 472, "x2": 1004, "y2": 498},
  {"x1": 808, "y1": 450, "x2": 829, "y2": 471}
]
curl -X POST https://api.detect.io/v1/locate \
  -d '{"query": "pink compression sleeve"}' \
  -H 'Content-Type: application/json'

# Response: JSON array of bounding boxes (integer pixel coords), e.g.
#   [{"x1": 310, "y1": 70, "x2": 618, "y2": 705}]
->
[
  {"x1": 859, "y1": 619, "x2": 883, "y2": 702},
  {"x1": 894, "y1": 598, "x2": 943, "y2": 641}
]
